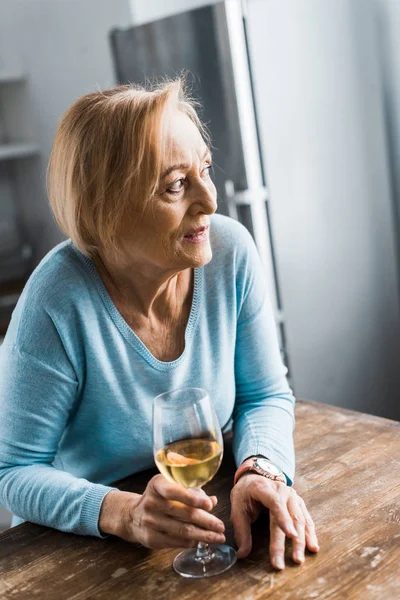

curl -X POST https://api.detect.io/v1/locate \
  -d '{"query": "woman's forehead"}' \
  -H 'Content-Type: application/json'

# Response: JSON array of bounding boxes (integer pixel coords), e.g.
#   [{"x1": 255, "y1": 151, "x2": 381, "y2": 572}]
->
[
  {"x1": 165, "y1": 141, "x2": 209, "y2": 166},
  {"x1": 164, "y1": 112, "x2": 207, "y2": 159}
]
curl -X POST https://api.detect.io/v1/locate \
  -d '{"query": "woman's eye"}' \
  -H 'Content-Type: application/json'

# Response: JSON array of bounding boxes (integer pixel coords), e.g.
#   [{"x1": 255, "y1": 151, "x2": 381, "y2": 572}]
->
[
  {"x1": 203, "y1": 164, "x2": 212, "y2": 177},
  {"x1": 167, "y1": 179, "x2": 185, "y2": 194},
  {"x1": 165, "y1": 165, "x2": 211, "y2": 195}
]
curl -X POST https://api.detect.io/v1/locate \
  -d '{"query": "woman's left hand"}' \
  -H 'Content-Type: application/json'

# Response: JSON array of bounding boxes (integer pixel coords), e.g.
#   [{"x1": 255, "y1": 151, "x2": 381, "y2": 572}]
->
[{"x1": 230, "y1": 473, "x2": 320, "y2": 570}]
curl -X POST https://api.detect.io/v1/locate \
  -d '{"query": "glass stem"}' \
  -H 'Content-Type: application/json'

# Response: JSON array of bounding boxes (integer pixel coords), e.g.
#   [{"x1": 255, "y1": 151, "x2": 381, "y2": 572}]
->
[
  {"x1": 192, "y1": 488, "x2": 215, "y2": 562},
  {"x1": 195, "y1": 541, "x2": 213, "y2": 561}
]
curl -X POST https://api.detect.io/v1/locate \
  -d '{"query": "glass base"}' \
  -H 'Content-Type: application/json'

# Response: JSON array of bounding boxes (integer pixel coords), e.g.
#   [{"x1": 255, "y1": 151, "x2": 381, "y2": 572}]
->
[{"x1": 173, "y1": 544, "x2": 237, "y2": 578}]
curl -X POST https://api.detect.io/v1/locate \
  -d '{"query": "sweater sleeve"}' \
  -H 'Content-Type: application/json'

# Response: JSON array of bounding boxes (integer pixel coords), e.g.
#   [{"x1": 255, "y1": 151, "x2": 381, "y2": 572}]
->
[
  {"x1": 0, "y1": 343, "x2": 117, "y2": 537},
  {"x1": 232, "y1": 227, "x2": 296, "y2": 486}
]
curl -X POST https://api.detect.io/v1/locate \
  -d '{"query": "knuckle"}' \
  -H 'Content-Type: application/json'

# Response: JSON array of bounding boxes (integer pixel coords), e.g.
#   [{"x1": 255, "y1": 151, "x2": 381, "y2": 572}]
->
[
  {"x1": 149, "y1": 474, "x2": 161, "y2": 487},
  {"x1": 140, "y1": 513, "x2": 152, "y2": 528},
  {"x1": 254, "y1": 476, "x2": 267, "y2": 490},
  {"x1": 206, "y1": 530, "x2": 218, "y2": 543},
  {"x1": 270, "y1": 497, "x2": 283, "y2": 511},
  {"x1": 143, "y1": 495, "x2": 157, "y2": 511},
  {"x1": 179, "y1": 523, "x2": 193, "y2": 538},
  {"x1": 148, "y1": 475, "x2": 161, "y2": 494},
  {"x1": 292, "y1": 512, "x2": 306, "y2": 525},
  {"x1": 186, "y1": 507, "x2": 198, "y2": 521}
]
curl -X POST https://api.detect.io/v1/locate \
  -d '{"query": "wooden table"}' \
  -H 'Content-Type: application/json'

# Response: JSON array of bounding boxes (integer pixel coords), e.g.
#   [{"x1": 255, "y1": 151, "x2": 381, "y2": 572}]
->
[{"x1": 1, "y1": 399, "x2": 399, "y2": 599}]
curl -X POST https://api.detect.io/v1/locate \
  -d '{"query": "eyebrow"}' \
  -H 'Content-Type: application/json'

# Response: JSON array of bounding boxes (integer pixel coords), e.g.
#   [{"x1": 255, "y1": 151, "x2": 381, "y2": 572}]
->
[{"x1": 160, "y1": 149, "x2": 211, "y2": 180}]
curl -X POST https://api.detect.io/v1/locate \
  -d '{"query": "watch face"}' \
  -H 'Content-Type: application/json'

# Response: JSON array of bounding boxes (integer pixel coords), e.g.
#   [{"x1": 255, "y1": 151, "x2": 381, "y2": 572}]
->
[{"x1": 256, "y1": 458, "x2": 282, "y2": 476}]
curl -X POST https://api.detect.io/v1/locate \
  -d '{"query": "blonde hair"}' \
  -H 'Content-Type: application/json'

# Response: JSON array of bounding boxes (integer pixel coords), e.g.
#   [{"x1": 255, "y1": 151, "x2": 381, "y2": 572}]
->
[{"x1": 47, "y1": 78, "x2": 210, "y2": 257}]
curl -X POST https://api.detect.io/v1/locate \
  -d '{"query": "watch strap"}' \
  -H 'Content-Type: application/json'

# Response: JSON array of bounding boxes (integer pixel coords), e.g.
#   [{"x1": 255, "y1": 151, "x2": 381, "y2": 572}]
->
[{"x1": 234, "y1": 457, "x2": 287, "y2": 486}]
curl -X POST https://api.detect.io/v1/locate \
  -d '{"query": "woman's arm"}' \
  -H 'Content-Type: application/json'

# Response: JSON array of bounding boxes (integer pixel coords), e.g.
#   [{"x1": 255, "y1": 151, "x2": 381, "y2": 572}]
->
[
  {"x1": 229, "y1": 225, "x2": 320, "y2": 568},
  {"x1": 0, "y1": 343, "x2": 117, "y2": 537},
  {"x1": 232, "y1": 226, "x2": 296, "y2": 485}
]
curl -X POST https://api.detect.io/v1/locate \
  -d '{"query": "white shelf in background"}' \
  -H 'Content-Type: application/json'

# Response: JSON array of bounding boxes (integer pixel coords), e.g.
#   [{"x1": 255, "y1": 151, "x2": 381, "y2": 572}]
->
[
  {"x1": 0, "y1": 72, "x2": 25, "y2": 84},
  {"x1": 0, "y1": 143, "x2": 39, "y2": 161}
]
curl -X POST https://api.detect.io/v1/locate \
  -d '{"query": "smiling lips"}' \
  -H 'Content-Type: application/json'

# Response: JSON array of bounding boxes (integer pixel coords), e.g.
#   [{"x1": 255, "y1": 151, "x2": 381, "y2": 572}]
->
[{"x1": 183, "y1": 225, "x2": 210, "y2": 241}]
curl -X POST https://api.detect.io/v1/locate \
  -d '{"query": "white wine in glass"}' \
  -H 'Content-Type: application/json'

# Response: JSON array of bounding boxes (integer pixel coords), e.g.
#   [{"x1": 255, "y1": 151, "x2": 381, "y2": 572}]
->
[{"x1": 153, "y1": 387, "x2": 237, "y2": 578}]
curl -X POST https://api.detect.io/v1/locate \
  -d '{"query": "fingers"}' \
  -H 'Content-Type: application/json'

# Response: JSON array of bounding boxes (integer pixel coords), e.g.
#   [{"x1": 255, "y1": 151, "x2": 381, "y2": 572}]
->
[
  {"x1": 269, "y1": 515, "x2": 287, "y2": 570},
  {"x1": 297, "y1": 496, "x2": 320, "y2": 553},
  {"x1": 230, "y1": 505, "x2": 252, "y2": 559},
  {"x1": 231, "y1": 477, "x2": 319, "y2": 568},
  {"x1": 145, "y1": 513, "x2": 226, "y2": 545},
  {"x1": 269, "y1": 493, "x2": 319, "y2": 570},
  {"x1": 164, "y1": 500, "x2": 225, "y2": 533},
  {"x1": 287, "y1": 493, "x2": 306, "y2": 564},
  {"x1": 251, "y1": 482, "x2": 298, "y2": 539},
  {"x1": 150, "y1": 474, "x2": 214, "y2": 511}
]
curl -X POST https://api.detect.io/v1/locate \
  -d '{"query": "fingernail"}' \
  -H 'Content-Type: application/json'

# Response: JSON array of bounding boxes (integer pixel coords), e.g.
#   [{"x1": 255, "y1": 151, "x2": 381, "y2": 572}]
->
[
  {"x1": 275, "y1": 557, "x2": 285, "y2": 570},
  {"x1": 216, "y1": 522, "x2": 225, "y2": 533},
  {"x1": 295, "y1": 552, "x2": 304, "y2": 563},
  {"x1": 215, "y1": 534, "x2": 226, "y2": 543}
]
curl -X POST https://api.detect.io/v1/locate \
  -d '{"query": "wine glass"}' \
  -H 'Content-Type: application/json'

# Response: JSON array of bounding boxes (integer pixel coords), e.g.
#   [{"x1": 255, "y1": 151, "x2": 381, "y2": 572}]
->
[{"x1": 153, "y1": 387, "x2": 237, "y2": 578}]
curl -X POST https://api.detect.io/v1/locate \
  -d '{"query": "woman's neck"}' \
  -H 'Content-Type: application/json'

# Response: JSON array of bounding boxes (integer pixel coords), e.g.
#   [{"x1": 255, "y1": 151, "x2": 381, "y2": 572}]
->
[{"x1": 93, "y1": 253, "x2": 193, "y2": 322}]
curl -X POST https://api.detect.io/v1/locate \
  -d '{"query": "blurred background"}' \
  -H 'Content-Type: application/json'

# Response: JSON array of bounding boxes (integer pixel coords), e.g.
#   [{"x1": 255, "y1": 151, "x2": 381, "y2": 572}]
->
[{"x1": 0, "y1": 0, "x2": 399, "y2": 529}]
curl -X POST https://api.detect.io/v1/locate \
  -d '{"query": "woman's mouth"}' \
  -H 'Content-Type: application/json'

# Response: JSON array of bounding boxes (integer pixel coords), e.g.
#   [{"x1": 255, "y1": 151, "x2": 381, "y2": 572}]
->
[{"x1": 183, "y1": 225, "x2": 209, "y2": 243}]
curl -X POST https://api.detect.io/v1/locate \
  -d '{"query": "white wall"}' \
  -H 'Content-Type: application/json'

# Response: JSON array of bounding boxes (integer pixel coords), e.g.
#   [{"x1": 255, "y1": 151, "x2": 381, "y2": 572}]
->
[
  {"x1": 247, "y1": 0, "x2": 400, "y2": 419},
  {"x1": 0, "y1": 0, "x2": 133, "y2": 263}
]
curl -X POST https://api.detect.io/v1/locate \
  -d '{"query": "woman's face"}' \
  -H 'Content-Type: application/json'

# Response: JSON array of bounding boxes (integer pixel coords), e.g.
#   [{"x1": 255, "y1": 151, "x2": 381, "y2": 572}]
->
[{"x1": 120, "y1": 110, "x2": 217, "y2": 273}]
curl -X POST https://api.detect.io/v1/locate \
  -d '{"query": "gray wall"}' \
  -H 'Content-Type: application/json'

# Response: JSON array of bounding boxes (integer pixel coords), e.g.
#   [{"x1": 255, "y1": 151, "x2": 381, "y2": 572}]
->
[
  {"x1": 0, "y1": 0, "x2": 133, "y2": 263},
  {"x1": 376, "y1": 0, "x2": 400, "y2": 265},
  {"x1": 247, "y1": 0, "x2": 400, "y2": 420},
  {"x1": 129, "y1": 0, "x2": 219, "y2": 24}
]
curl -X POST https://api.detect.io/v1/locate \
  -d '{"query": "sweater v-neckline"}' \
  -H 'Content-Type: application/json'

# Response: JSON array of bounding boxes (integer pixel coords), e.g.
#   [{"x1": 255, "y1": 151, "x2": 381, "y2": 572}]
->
[{"x1": 70, "y1": 242, "x2": 204, "y2": 371}]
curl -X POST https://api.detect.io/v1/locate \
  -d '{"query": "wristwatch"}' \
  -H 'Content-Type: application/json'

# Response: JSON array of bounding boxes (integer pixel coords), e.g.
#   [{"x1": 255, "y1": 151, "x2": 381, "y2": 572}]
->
[{"x1": 234, "y1": 456, "x2": 287, "y2": 486}]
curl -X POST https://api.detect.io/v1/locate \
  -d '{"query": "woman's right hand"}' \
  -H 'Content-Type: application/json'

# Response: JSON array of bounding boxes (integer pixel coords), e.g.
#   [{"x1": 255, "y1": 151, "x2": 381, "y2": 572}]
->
[{"x1": 99, "y1": 474, "x2": 226, "y2": 549}]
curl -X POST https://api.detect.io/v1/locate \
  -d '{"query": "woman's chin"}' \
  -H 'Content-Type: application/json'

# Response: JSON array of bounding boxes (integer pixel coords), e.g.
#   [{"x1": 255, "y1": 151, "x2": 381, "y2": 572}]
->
[{"x1": 183, "y1": 246, "x2": 212, "y2": 268}]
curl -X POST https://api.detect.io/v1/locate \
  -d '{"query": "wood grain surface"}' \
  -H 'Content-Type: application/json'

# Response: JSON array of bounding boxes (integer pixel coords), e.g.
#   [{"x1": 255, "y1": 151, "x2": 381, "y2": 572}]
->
[{"x1": 0, "y1": 399, "x2": 399, "y2": 599}]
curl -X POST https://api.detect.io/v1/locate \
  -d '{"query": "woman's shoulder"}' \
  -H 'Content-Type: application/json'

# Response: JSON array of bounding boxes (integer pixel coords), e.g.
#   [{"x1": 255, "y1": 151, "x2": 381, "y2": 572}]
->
[
  {"x1": 210, "y1": 213, "x2": 256, "y2": 258},
  {"x1": 19, "y1": 239, "x2": 89, "y2": 304},
  {"x1": 4, "y1": 240, "x2": 92, "y2": 350},
  {"x1": 209, "y1": 213, "x2": 259, "y2": 274},
  {"x1": 210, "y1": 213, "x2": 253, "y2": 242}
]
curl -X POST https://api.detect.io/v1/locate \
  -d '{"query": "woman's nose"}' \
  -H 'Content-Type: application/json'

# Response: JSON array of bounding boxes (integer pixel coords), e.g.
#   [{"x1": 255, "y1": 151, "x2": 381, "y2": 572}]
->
[{"x1": 190, "y1": 181, "x2": 218, "y2": 214}]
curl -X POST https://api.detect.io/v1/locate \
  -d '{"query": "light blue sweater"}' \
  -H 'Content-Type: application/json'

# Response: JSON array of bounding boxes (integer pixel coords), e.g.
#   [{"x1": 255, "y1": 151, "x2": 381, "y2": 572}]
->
[{"x1": 0, "y1": 214, "x2": 295, "y2": 537}]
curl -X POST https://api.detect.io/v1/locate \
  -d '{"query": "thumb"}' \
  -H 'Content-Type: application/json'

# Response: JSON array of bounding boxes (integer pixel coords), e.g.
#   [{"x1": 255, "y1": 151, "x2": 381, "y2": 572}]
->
[{"x1": 231, "y1": 506, "x2": 252, "y2": 559}]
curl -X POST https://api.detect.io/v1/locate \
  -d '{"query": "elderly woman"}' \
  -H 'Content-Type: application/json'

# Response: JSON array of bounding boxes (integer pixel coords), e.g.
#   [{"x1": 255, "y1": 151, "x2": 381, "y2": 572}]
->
[{"x1": 0, "y1": 80, "x2": 319, "y2": 570}]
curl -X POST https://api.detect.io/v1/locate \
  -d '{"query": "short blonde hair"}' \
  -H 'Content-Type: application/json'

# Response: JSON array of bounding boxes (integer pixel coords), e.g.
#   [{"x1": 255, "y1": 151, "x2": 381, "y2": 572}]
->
[{"x1": 47, "y1": 78, "x2": 210, "y2": 257}]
